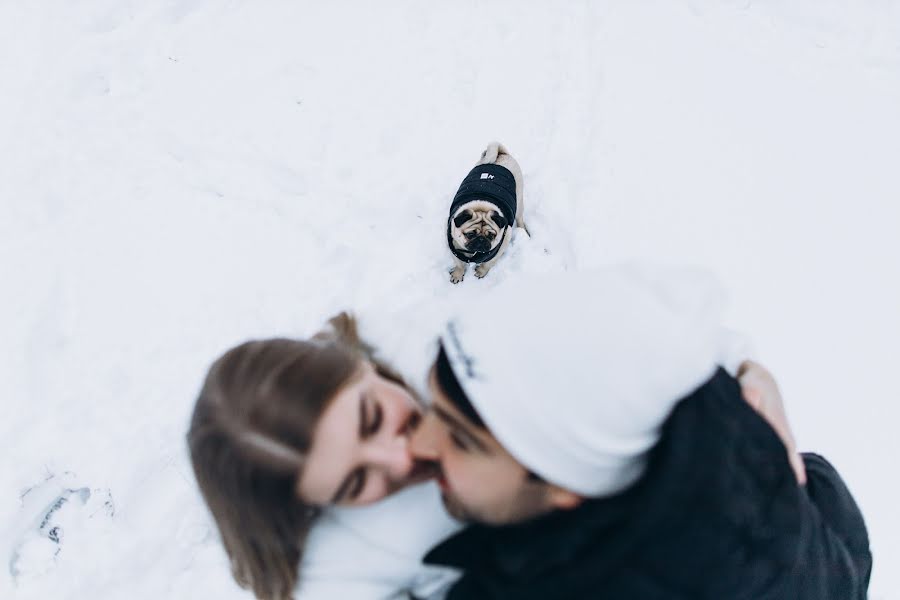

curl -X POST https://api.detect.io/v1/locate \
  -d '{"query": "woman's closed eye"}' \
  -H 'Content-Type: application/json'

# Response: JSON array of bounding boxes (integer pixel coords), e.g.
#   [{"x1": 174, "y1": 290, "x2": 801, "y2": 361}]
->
[
  {"x1": 347, "y1": 468, "x2": 366, "y2": 501},
  {"x1": 332, "y1": 464, "x2": 368, "y2": 504},
  {"x1": 361, "y1": 393, "x2": 383, "y2": 438}
]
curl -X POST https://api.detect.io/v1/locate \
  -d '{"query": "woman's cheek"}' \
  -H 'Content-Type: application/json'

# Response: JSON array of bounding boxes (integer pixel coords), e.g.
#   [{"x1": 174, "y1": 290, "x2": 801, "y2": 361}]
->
[{"x1": 355, "y1": 475, "x2": 391, "y2": 506}]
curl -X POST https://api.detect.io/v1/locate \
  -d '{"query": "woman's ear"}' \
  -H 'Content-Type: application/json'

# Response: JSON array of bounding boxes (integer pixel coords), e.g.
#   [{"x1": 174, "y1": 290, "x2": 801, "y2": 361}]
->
[{"x1": 548, "y1": 485, "x2": 583, "y2": 511}]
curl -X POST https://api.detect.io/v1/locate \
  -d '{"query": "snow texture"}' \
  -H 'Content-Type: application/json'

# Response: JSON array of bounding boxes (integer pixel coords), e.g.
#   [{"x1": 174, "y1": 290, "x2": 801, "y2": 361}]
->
[{"x1": 1, "y1": 1, "x2": 898, "y2": 598}]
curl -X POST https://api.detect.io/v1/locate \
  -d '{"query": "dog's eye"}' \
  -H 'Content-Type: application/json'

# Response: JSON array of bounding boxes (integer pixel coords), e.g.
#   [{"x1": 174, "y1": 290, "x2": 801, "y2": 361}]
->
[
  {"x1": 491, "y1": 212, "x2": 507, "y2": 229},
  {"x1": 453, "y1": 211, "x2": 472, "y2": 228},
  {"x1": 465, "y1": 231, "x2": 476, "y2": 239},
  {"x1": 487, "y1": 232, "x2": 495, "y2": 240}
]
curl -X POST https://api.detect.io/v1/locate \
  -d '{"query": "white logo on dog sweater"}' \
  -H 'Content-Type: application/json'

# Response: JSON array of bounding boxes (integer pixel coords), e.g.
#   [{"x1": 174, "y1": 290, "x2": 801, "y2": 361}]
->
[{"x1": 480, "y1": 173, "x2": 495, "y2": 180}]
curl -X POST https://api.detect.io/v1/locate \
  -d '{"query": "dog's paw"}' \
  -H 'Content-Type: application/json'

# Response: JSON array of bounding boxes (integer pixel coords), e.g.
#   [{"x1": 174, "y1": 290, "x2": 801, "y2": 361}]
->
[
  {"x1": 474, "y1": 264, "x2": 492, "y2": 279},
  {"x1": 449, "y1": 268, "x2": 466, "y2": 284}
]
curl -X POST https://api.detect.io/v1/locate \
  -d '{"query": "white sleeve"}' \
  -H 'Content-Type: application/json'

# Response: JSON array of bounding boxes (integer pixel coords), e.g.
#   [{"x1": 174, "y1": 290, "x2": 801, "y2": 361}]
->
[
  {"x1": 296, "y1": 569, "x2": 457, "y2": 600},
  {"x1": 295, "y1": 485, "x2": 462, "y2": 600},
  {"x1": 295, "y1": 519, "x2": 417, "y2": 600},
  {"x1": 295, "y1": 578, "x2": 406, "y2": 600}
]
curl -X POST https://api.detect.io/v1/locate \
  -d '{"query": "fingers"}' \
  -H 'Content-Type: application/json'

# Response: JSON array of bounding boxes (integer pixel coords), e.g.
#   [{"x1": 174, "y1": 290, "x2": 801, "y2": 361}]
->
[
  {"x1": 790, "y1": 452, "x2": 808, "y2": 486},
  {"x1": 741, "y1": 385, "x2": 764, "y2": 411},
  {"x1": 736, "y1": 360, "x2": 807, "y2": 486}
]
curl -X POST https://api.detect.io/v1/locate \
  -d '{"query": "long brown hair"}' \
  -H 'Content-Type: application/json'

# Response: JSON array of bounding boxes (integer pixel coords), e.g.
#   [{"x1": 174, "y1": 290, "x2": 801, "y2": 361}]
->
[{"x1": 187, "y1": 313, "x2": 405, "y2": 600}]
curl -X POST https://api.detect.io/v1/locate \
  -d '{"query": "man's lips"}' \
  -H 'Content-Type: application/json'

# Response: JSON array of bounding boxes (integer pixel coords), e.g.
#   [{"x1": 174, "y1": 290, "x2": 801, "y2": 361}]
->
[
  {"x1": 409, "y1": 459, "x2": 450, "y2": 493},
  {"x1": 436, "y1": 472, "x2": 450, "y2": 493}
]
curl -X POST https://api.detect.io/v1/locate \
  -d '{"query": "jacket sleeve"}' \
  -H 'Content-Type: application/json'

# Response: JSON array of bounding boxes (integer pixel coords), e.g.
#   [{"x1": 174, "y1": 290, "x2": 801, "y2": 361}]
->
[{"x1": 794, "y1": 453, "x2": 872, "y2": 600}]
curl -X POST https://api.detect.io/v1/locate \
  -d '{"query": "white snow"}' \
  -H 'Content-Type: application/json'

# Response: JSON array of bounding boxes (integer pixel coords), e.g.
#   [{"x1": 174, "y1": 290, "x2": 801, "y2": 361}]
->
[{"x1": 1, "y1": 1, "x2": 898, "y2": 598}]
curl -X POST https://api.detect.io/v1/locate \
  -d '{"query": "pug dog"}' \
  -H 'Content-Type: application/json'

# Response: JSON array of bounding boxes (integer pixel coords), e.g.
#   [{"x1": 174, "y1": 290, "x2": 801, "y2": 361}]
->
[{"x1": 448, "y1": 142, "x2": 527, "y2": 283}]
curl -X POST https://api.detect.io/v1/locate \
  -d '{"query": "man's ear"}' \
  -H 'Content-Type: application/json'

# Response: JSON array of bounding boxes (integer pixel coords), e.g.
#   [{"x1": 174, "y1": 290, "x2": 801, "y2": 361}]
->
[{"x1": 547, "y1": 485, "x2": 583, "y2": 511}]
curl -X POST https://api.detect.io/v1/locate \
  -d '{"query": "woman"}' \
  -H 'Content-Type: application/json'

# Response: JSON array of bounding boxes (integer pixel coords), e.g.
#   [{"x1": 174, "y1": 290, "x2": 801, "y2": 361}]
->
[{"x1": 187, "y1": 312, "x2": 461, "y2": 600}]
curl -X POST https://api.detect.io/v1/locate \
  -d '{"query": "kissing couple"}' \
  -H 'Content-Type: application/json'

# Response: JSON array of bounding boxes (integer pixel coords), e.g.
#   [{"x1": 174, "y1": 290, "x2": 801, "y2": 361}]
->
[{"x1": 188, "y1": 265, "x2": 872, "y2": 600}]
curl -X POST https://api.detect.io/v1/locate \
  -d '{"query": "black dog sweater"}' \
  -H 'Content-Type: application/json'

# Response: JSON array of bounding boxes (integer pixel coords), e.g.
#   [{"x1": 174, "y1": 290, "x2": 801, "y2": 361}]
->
[{"x1": 449, "y1": 163, "x2": 517, "y2": 225}]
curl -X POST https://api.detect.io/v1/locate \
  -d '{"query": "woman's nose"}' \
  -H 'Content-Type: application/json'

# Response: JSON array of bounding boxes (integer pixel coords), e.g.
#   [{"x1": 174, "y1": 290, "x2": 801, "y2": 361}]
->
[{"x1": 364, "y1": 434, "x2": 413, "y2": 481}]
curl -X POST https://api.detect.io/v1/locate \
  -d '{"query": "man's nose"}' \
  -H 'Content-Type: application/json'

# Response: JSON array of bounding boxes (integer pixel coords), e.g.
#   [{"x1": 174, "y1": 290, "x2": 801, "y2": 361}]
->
[{"x1": 409, "y1": 412, "x2": 441, "y2": 461}]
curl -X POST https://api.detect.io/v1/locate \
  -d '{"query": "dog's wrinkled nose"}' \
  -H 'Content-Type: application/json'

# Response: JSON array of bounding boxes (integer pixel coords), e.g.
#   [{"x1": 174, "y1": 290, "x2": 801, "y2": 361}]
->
[{"x1": 468, "y1": 237, "x2": 491, "y2": 252}]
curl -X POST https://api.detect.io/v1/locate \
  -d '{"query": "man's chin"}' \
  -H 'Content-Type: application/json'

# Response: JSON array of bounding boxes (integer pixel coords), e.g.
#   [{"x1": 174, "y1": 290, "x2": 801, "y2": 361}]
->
[
  {"x1": 439, "y1": 491, "x2": 477, "y2": 523},
  {"x1": 438, "y1": 488, "x2": 554, "y2": 526}
]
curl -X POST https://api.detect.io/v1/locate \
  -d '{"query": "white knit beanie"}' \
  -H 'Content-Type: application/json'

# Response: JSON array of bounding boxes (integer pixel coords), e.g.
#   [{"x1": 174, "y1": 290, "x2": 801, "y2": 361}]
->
[{"x1": 440, "y1": 264, "x2": 744, "y2": 498}]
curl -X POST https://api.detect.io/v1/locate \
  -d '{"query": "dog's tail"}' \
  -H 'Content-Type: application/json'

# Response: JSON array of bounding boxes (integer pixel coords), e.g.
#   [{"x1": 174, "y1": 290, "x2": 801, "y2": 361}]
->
[{"x1": 477, "y1": 141, "x2": 508, "y2": 165}]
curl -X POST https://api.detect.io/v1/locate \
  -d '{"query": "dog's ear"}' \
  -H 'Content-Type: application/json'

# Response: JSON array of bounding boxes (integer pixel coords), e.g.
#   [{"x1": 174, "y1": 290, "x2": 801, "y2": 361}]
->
[
  {"x1": 453, "y1": 210, "x2": 473, "y2": 228},
  {"x1": 491, "y1": 211, "x2": 508, "y2": 229}
]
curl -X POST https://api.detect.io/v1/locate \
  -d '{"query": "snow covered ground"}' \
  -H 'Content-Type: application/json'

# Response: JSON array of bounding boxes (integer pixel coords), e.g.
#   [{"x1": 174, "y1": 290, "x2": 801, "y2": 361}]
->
[{"x1": 2, "y1": 1, "x2": 898, "y2": 598}]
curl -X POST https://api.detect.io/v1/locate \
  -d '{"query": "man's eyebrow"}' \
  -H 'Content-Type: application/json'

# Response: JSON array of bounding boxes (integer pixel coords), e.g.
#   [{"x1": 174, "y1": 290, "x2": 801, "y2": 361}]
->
[{"x1": 433, "y1": 406, "x2": 491, "y2": 453}]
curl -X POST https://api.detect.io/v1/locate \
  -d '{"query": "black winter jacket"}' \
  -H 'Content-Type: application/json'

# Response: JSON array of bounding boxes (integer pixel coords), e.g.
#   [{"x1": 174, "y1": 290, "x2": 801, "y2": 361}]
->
[{"x1": 425, "y1": 369, "x2": 872, "y2": 600}]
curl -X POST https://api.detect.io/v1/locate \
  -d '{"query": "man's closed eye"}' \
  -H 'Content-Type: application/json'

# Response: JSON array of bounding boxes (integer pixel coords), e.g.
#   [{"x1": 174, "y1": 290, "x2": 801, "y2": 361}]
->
[{"x1": 450, "y1": 431, "x2": 472, "y2": 452}]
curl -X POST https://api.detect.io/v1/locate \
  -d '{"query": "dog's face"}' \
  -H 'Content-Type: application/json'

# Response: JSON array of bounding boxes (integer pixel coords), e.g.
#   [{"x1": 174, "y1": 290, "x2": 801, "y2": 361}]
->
[{"x1": 449, "y1": 200, "x2": 509, "y2": 254}]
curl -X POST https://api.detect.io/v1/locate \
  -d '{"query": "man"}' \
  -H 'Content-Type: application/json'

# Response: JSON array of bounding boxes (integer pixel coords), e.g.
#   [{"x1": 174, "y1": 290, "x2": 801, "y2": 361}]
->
[{"x1": 410, "y1": 265, "x2": 872, "y2": 599}]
